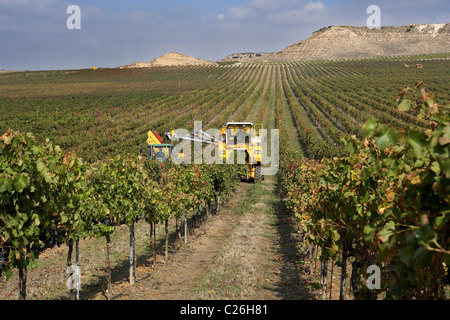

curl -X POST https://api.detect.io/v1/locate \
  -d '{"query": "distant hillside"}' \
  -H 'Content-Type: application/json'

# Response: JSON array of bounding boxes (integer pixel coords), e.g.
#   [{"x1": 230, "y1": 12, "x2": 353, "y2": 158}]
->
[
  {"x1": 0, "y1": 70, "x2": 21, "y2": 73},
  {"x1": 220, "y1": 23, "x2": 450, "y2": 62},
  {"x1": 220, "y1": 52, "x2": 271, "y2": 63},
  {"x1": 119, "y1": 52, "x2": 218, "y2": 68}
]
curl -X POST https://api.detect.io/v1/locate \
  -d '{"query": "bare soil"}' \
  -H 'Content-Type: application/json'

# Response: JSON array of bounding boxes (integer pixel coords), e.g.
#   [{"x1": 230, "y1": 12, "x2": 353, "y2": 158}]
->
[{"x1": 113, "y1": 175, "x2": 318, "y2": 300}]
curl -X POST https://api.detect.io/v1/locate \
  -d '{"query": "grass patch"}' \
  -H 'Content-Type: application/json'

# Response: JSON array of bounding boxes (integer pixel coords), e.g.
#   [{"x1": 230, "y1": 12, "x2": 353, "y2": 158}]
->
[
  {"x1": 261, "y1": 232, "x2": 278, "y2": 239},
  {"x1": 236, "y1": 197, "x2": 251, "y2": 216},
  {"x1": 249, "y1": 183, "x2": 264, "y2": 204}
]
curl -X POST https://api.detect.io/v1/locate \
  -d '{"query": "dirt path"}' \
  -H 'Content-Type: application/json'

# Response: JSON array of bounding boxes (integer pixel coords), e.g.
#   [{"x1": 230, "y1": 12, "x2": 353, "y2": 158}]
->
[{"x1": 114, "y1": 175, "x2": 318, "y2": 300}]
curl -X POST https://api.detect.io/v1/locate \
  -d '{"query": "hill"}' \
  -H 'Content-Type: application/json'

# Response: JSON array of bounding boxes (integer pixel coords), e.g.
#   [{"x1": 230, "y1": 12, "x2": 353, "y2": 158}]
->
[
  {"x1": 219, "y1": 52, "x2": 271, "y2": 63},
  {"x1": 119, "y1": 52, "x2": 218, "y2": 68},
  {"x1": 220, "y1": 23, "x2": 450, "y2": 62}
]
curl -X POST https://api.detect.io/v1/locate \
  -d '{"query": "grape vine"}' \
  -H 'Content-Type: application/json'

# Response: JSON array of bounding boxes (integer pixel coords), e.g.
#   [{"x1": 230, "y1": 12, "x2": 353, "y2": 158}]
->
[
  {"x1": 279, "y1": 82, "x2": 449, "y2": 299},
  {"x1": 0, "y1": 130, "x2": 247, "y2": 299}
]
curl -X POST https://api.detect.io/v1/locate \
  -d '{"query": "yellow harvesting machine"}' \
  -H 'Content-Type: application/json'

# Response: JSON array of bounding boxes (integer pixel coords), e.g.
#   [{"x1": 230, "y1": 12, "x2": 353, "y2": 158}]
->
[
  {"x1": 219, "y1": 122, "x2": 264, "y2": 182},
  {"x1": 164, "y1": 122, "x2": 264, "y2": 182}
]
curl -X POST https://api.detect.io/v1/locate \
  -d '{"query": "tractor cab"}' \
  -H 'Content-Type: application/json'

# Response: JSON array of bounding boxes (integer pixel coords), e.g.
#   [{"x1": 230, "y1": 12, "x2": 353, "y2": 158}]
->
[
  {"x1": 146, "y1": 143, "x2": 174, "y2": 162},
  {"x1": 144, "y1": 130, "x2": 174, "y2": 162}
]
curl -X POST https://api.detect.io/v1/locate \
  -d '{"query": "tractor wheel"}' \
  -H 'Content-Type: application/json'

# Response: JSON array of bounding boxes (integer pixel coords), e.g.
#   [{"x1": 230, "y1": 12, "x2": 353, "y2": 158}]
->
[{"x1": 255, "y1": 165, "x2": 263, "y2": 183}]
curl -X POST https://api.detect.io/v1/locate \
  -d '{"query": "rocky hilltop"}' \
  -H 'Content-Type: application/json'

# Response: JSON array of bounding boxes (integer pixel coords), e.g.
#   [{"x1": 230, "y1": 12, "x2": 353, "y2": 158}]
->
[
  {"x1": 220, "y1": 52, "x2": 271, "y2": 63},
  {"x1": 119, "y1": 52, "x2": 217, "y2": 68},
  {"x1": 221, "y1": 23, "x2": 450, "y2": 62}
]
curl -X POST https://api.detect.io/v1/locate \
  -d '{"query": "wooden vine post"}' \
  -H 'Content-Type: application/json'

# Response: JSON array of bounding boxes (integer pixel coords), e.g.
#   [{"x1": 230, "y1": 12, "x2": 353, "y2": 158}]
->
[
  {"x1": 329, "y1": 260, "x2": 334, "y2": 300},
  {"x1": 321, "y1": 260, "x2": 328, "y2": 300},
  {"x1": 75, "y1": 240, "x2": 80, "y2": 300},
  {"x1": 184, "y1": 210, "x2": 188, "y2": 243},
  {"x1": 129, "y1": 222, "x2": 135, "y2": 286},
  {"x1": 105, "y1": 234, "x2": 112, "y2": 300},
  {"x1": 339, "y1": 245, "x2": 347, "y2": 300},
  {"x1": 67, "y1": 239, "x2": 74, "y2": 299},
  {"x1": 18, "y1": 257, "x2": 27, "y2": 300},
  {"x1": 165, "y1": 219, "x2": 169, "y2": 262}
]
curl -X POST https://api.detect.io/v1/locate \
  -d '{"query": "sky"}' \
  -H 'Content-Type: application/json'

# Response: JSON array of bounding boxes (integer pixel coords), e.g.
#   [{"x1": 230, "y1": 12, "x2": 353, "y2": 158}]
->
[{"x1": 0, "y1": 0, "x2": 449, "y2": 70}]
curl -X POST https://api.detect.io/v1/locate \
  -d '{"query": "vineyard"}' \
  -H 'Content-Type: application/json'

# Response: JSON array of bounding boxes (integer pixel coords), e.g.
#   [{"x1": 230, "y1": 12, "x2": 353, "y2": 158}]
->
[{"x1": 1, "y1": 55, "x2": 449, "y2": 300}]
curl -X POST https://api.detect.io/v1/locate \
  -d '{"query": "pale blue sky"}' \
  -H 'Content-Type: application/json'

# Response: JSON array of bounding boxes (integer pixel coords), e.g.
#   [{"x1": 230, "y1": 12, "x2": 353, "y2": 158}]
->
[{"x1": 0, "y1": 0, "x2": 449, "y2": 70}]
